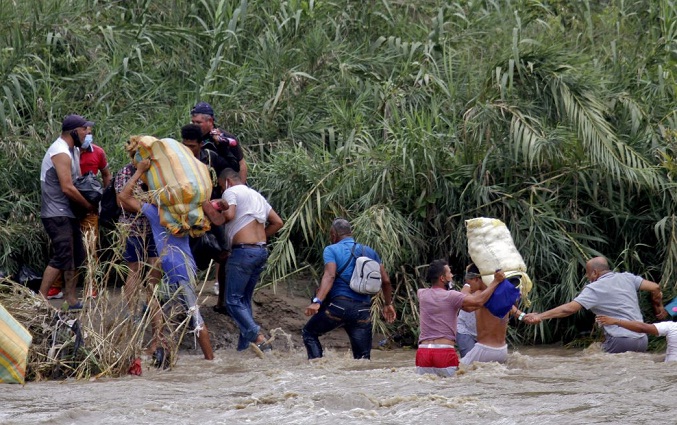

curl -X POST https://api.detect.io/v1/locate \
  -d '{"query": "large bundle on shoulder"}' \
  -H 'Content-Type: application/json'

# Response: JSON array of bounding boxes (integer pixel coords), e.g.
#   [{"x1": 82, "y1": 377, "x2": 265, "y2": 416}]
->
[
  {"x1": 130, "y1": 135, "x2": 212, "y2": 237},
  {"x1": 0, "y1": 303, "x2": 32, "y2": 384},
  {"x1": 466, "y1": 217, "x2": 533, "y2": 305}
]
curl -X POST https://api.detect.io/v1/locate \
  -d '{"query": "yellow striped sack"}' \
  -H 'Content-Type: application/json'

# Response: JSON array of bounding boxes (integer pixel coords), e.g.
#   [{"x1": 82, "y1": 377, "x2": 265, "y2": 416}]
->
[
  {"x1": 0, "y1": 303, "x2": 32, "y2": 384},
  {"x1": 133, "y1": 136, "x2": 213, "y2": 237}
]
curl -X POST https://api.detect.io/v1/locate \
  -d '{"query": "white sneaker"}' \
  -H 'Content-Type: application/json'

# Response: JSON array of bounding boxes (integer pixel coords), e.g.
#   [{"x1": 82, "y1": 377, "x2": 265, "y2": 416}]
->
[{"x1": 213, "y1": 282, "x2": 219, "y2": 296}]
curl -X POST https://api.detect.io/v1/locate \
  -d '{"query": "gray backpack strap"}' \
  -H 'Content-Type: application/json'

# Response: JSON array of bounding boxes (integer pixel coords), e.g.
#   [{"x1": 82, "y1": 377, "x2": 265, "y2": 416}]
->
[{"x1": 335, "y1": 243, "x2": 357, "y2": 282}]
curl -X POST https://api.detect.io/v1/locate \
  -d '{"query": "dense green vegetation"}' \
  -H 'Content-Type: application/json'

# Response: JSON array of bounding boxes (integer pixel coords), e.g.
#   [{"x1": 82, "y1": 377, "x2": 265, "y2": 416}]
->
[{"x1": 2, "y1": 0, "x2": 677, "y2": 346}]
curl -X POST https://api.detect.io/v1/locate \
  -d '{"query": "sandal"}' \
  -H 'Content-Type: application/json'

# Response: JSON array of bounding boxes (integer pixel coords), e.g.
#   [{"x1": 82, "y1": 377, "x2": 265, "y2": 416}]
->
[{"x1": 249, "y1": 336, "x2": 273, "y2": 358}]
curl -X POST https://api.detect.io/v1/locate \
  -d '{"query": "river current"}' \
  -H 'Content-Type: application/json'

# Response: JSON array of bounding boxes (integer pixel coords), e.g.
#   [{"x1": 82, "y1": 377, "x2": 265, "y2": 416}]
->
[{"x1": 2, "y1": 342, "x2": 675, "y2": 424}]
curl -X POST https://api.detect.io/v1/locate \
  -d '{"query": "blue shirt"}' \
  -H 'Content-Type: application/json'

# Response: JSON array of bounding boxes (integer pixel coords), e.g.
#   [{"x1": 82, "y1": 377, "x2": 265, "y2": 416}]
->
[
  {"x1": 324, "y1": 237, "x2": 382, "y2": 303},
  {"x1": 142, "y1": 203, "x2": 196, "y2": 284}
]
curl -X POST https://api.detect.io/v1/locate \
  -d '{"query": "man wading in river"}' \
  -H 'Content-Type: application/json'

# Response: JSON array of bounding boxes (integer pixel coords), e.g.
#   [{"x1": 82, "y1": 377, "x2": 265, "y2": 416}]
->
[
  {"x1": 459, "y1": 263, "x2": 527, "y2": 365},
  {"x1": 302, "y1": 218, "x2": 396, "y2": 360},
  {"x1": 524, "y1": 256, "x2": 666, "y2": 353},
  {"x1": 416, "y1": 260, "x2": 504, "y2": 376}
]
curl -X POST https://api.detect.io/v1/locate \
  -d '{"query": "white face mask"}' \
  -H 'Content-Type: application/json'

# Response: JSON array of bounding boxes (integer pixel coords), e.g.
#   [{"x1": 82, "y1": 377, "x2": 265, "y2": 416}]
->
[{"x1": 81, "y1": 134, "x2": 93, "y2": 149}]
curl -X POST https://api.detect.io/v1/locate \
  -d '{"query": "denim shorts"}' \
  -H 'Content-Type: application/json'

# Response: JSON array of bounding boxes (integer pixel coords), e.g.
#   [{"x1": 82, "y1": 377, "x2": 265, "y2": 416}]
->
[{"x1": 123, "y1": 234, "x2": 158, "y2": 263}]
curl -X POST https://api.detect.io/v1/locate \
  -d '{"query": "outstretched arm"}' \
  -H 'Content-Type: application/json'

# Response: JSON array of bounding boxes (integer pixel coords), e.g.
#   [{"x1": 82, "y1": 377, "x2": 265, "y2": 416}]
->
[
  {"x1": 596, "y1": 315, "x2": 659, "y2": 336},
  {"x1": 524, "y1": 301, "x2": 583, "y2": 324},
  {"x1": 639, "y1": 279, "x2": 667, "y2": 320}
]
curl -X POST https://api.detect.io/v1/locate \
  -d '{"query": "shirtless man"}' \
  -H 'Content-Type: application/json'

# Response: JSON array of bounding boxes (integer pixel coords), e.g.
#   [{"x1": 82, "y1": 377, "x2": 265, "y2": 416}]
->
[
  {"x1": 416, "y1": 259, "x2": 505, "y2": 377},
  {"x1": 211, "y1": 168, "x2": 283, "y2": 355},
  {"x1": 460, "y1": 264, "x2": 525, "y2": 365}
]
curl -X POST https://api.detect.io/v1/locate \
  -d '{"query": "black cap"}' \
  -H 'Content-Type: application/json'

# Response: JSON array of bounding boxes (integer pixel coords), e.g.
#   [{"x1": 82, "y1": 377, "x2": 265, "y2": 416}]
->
[
  {"x1": 191, "y1": 101, "x2": 214, "y2": 116},
  {"x1": 62, "y1": 114, "x2": 94, "y2": 131}
]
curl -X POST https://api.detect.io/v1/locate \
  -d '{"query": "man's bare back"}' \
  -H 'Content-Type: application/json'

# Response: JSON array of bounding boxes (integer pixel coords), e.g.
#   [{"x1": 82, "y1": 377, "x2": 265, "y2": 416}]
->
[{"x1": 475, "y1": 307, "x2": 509, "y2": 347}]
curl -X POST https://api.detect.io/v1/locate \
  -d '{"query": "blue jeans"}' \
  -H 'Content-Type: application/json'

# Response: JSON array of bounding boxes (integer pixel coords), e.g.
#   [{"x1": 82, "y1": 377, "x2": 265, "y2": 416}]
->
[
  {"x1": 302, "y1": 297, "x2": 373, "y2": 359},
  {"x1": 163, "y1": 280, "x2": 204, "y2": 331},
  {"x1": 225, "y1": 246, "x2": 268, "y2": 351}
]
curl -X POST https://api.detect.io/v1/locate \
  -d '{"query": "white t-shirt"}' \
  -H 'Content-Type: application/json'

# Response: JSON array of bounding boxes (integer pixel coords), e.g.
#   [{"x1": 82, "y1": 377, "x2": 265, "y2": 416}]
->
[
  {"x1": 653, "y1": 322, "x2": 677, "y2": 362},
  {"x1": 457, "y1": 309, "x2": 477, "y2": 336},
  {"x1": 221, "y1": 184, "x2": 272, "y2": 248}
]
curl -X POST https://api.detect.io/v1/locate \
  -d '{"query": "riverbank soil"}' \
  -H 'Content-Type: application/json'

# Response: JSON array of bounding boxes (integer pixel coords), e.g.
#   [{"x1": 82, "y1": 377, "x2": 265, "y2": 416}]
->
[
  {"x1": 200, "y1": 280, "x2": 354, "y2": 353},
  {"x1": 46, "y1": 278, "x2": 354, "y2": 355}
]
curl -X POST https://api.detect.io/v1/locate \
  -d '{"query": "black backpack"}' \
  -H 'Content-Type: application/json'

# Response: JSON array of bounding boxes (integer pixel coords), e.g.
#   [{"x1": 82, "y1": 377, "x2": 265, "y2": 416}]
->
[
  {"x1": 99, "y1": 181, "x2": 120, "y2": 229},
  {"x1": 99, "y1": 166, "x2": 130, "y2": 229}
]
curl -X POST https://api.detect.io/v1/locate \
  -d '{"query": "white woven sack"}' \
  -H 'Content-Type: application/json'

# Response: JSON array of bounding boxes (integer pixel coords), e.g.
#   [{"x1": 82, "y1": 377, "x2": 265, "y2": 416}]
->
[{"x1": 466, "y1": 217, "x2": 527, "y2": 285}]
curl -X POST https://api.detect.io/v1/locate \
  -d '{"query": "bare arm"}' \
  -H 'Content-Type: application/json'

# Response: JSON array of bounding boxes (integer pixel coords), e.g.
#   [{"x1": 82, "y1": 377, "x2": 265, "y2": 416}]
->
[
  {"x1": 223, "y1": 201, "x2": 236, "y2": 222},
  {"x1": 639, "y1": 279, "x2": 667, "y2": 320},
  {"x1": 305, "y1": 262, "x2": 337, "y2": 316},
  {"x1": 461, "y1": 270, "x2": 505, "y2": 311},
  {"x1": 117, "y1": 160, "x2": 150, "y2": 214},
  {"x1": 101, "y1": 166, "x2": 112, "y2": 188},
  {"x1": 380, "y1": 264, "x2": 396, "y2": 323},
  {"x1": 265, "y1": 209, "x2": 283, "y2": 237},
  {"x1": 459, "y1": 283, "x2": 479, "y2": 311},
  {"x1": 238, "y1": 159, "x2": 247, "y2": 183},
  {"x1": 202, "y1": 200, "x2": 225, "y2": 226},
  {"x1": 596, "y1": 315, "x2": 659, "y2": 336},
  {"x1": 53, "y1": 153, "x2": 93, "y2": 211},
  {"x1": 524, "y1": 300, "x2": 583, "y2": 324}
]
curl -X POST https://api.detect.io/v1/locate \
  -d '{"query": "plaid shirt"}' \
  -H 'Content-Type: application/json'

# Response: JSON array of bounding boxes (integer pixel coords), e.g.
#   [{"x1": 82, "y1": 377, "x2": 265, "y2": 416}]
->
[{"x1": 113, "y1": 163, "x2": 151, "y2": 237}]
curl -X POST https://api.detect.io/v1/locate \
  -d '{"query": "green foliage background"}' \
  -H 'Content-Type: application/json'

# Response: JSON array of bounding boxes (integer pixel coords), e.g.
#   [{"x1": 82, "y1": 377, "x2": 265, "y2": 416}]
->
[{"x1": 3, "y1": 0, "x2": 677, "y2": 345}]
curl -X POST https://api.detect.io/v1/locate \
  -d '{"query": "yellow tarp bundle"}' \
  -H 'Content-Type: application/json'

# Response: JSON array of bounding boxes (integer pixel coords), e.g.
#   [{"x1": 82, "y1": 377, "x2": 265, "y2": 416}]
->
[
  {"x1": 466, "y1": 217, "x2": 533, "y2": 306},
  {"x1": 0, "y1": 302, "x2": 32, "y2": 384},
  {"x1": 133, "y1": 136, "x2": 212, "y2": 237}
]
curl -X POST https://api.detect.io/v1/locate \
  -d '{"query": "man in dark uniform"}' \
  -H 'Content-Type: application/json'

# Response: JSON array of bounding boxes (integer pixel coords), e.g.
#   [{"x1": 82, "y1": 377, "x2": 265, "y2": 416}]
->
[{"x1": 190, "y1": 101, "x2": 247, "y2": 183}]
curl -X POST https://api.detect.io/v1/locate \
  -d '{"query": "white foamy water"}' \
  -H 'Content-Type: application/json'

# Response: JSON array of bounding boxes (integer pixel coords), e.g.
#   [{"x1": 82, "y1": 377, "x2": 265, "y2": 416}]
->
[{"x1": 3, "y1": 344, "x2": 676, "y2": 424}]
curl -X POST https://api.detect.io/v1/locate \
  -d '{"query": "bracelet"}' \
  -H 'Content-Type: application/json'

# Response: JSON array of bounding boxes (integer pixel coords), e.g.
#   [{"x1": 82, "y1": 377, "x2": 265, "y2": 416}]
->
[{"x1": 518, "y1": 312, "x2": 526, "y2": 321}]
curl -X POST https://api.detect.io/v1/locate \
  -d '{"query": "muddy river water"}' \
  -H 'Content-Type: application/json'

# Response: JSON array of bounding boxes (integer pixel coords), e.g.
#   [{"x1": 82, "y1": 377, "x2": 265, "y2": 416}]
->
[{"x1": 3, "y1": 342, "x2": 675, "y2": 424}]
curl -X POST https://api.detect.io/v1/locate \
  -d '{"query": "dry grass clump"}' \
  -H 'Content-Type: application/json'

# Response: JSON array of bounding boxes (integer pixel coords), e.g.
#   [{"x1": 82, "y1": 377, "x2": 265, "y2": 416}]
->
[{"x1": 0, "y1": 228, "x2": 197, "y2": 381}]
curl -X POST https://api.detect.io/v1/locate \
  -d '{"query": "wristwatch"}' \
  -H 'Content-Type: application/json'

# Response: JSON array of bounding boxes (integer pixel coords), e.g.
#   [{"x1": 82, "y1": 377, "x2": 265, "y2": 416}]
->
[{"x1": 312, "y1": 297, "x2": 323, "y2": 305}]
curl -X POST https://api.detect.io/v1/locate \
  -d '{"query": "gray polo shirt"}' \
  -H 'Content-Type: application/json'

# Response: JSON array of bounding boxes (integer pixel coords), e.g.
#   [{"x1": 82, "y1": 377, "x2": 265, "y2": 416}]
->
[{"x1": 574, "y1": 272, "x2": 644, "y2": 338}]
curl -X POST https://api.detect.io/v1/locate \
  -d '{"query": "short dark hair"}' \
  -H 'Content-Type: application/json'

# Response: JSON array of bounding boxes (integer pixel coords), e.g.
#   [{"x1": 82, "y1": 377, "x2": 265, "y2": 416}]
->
[
  {"x1": 465, "y1": 263, "x2": 481, "y2": 279},
  {"x1": 181, "y1": 124, "x2": 202, "y2": 141},
  {"x1": 331, "y1": 218, "x2": 352, "y2": 237},
  {"x1": 426, "y1": 259, "x2": 448, "y2": 284},
  {"x1": 219, "y1": 167, "x2": 240, "y2": 182}
]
